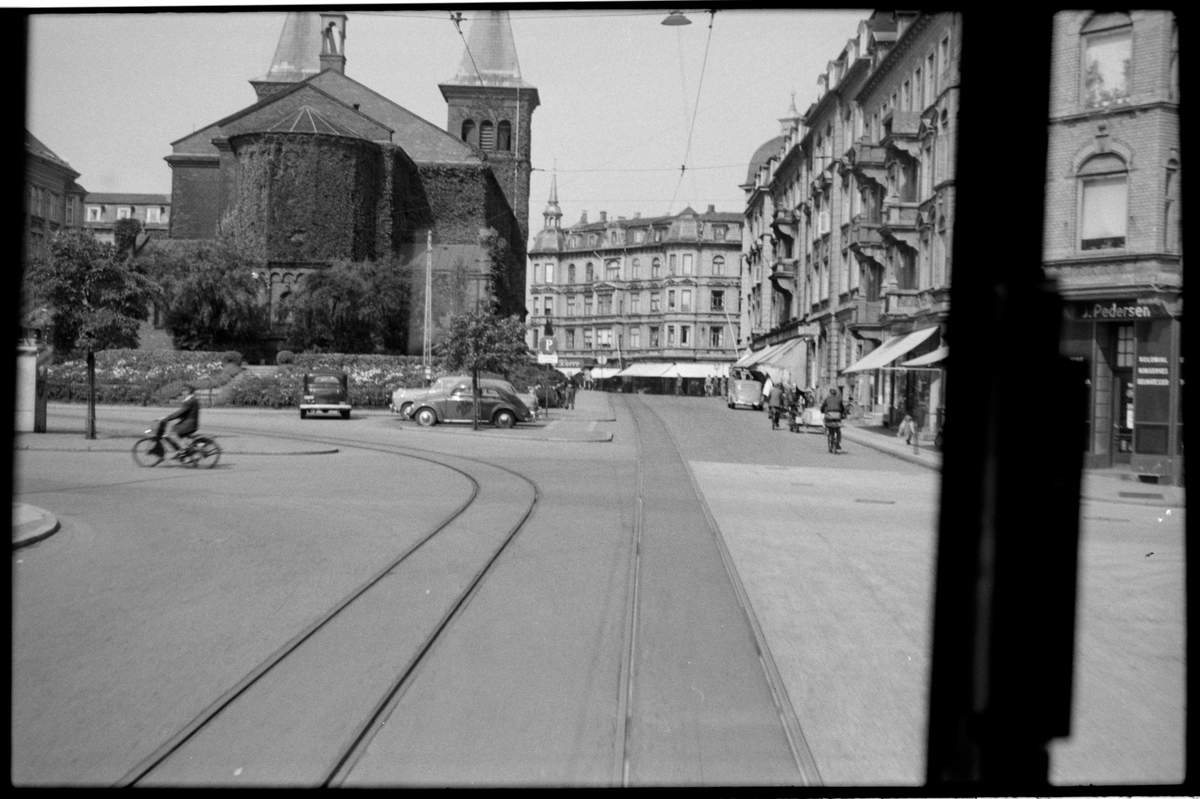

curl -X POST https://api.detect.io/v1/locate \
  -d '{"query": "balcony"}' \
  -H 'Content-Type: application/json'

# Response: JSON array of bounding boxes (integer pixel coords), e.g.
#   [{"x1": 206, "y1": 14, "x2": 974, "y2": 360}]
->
[
  {"x1": 770, "y1": 209, "x2": 799, "y2": 241},
  {"x1": 768, "y1": 258, "x2": 798, "y2": 296},
  {"x1": 880, "y1": 203, "x2": 919, "y2": 250},
  {"x1": 847, "y1": 218, "x2": 885, "y2": 252},
  {"x1": 847, "y1": 140, "x2": 888, "y2": 187}
]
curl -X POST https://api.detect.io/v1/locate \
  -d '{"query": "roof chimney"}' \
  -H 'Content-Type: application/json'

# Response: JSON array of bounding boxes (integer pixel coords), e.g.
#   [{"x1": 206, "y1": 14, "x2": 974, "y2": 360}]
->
[
  {"x1": 580, "y1": 211, "x2": 588, "y2": 224},
  {"x1": 633, "y1": 212, "x2": 641, "y2": 219},
  {"x1": 707, "y1": 204, "x2": 715, "y2": 213},
  {"x1": 319, "y1": 12, "x2": 348, "y2": 74},
  {"x1": 600, "y1": 211, "x2": 607, "y2": 223}
]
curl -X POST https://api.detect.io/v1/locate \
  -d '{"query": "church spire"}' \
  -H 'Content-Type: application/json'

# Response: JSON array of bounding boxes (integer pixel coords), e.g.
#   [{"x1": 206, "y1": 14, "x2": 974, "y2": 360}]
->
[
  {"x1": 444, "y1": 10, "x2": 535, "y2": 90},
  {"x1": 250, "y1": 11, "x2": 324, "y2": 101},
  {"x1": 543, "y1": 172, "x2": 562, "y2": 229}
]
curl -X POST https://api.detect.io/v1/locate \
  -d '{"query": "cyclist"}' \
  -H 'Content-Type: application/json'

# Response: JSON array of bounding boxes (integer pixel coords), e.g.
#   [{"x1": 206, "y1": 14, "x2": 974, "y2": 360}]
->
[
  {"x1": 159, "y1": 384, "x2": 201, "y2": 458},
  {"x1": 820, "y1": 387, "x2": 846, "y2": 452}
]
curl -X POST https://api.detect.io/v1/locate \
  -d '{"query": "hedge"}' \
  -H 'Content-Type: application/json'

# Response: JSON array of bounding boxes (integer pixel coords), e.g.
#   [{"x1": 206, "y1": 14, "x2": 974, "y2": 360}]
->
[{"x1": 44, "y1": 350, "x2": 233, "y2": 405}]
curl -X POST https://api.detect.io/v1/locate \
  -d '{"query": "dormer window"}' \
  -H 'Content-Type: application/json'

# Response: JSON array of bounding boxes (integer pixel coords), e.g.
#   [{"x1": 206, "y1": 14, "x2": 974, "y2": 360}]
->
[{"x1": 117, "y1": 207, "x2": 130, "y2": 220}]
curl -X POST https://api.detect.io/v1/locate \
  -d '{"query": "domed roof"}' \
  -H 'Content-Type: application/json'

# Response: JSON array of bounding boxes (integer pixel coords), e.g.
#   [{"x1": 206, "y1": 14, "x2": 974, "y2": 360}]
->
[
  {"x1": 530, "y1": 228, "x2": 565, "y2": 254},
  {"x1": 264, "y1": 105, "x2": 361, "y2": 138},
  {"x1": 745, "y1": 135, "x2": 785, "y2": 184}
]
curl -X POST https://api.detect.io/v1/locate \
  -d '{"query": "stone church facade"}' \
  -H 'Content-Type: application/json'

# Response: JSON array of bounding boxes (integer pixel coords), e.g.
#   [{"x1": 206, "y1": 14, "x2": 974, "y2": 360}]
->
[{"x1": 160, "y1": 10, "x2": 538, "y2": 356}]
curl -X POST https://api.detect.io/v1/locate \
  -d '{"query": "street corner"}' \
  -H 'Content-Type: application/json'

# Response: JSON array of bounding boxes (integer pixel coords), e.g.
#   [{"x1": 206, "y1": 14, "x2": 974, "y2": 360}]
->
[{"x1": 12, "y1": 503, "x2": 61, "y2": 550}]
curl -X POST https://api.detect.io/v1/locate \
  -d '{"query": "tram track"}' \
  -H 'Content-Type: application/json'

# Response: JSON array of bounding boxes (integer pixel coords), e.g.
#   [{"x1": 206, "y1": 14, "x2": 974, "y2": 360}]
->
[{"x1": 96, "y1": 415, "x2": 542, "y2": 786}]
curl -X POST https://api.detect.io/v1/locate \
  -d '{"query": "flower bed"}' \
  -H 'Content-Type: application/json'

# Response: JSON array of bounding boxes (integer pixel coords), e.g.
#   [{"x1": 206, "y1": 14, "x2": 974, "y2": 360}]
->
[{"x1": 45, "y1": 350, "x2": 232, "y2": 405}]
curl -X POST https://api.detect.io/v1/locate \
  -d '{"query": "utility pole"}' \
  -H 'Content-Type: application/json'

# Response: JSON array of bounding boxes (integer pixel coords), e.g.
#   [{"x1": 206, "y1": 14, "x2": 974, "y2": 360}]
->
[{"x1": 424, "y1": 230, "x2": 433, "y2": 386}]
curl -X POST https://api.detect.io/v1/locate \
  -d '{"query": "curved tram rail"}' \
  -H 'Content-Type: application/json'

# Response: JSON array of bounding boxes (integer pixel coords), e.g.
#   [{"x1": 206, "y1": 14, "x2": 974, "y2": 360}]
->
[{"x1": 108, "y1": 421, "x2": 541, "y2": 787}]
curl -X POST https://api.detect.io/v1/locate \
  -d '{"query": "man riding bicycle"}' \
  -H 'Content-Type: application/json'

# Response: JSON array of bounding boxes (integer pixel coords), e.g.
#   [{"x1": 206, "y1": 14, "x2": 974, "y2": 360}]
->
[
  {"x1": 158, "y1": 384, "x2": 200, "y2": 458},
  {"x1": 820, "y1": 387, "x2": 846, "y2": 452}
]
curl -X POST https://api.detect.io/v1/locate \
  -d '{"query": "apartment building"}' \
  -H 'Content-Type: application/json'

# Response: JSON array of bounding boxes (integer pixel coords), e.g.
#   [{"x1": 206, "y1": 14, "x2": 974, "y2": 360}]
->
[
  {"x1": 24, "y1": 130, "x2": 88, "y2": 261},
  {"x1": 83, "y1": 193, "x2": 171, "y2": 245}
]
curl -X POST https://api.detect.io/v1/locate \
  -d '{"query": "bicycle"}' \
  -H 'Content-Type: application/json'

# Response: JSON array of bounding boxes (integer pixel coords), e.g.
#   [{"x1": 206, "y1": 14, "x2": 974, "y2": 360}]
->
[
  {"x1": 824, "y1": 411, "x2": 843, "y2": 454},
  {"x1": 133, "y1": 422, "x2": 221, "y2": 468}
]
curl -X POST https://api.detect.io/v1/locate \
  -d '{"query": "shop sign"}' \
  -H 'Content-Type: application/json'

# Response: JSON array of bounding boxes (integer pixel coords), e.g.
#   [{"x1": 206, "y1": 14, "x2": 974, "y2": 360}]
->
[{"x1": 1069, "y1": 300, "x2": 1170, "y2": 320}]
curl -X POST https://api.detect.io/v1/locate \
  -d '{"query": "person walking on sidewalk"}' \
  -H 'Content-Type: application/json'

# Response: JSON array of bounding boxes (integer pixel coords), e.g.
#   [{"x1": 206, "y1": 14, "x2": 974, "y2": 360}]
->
[
  {"x1": 564, "y1": 380, "x2": 576, "y2": 410},
  {"x1": 767, "y1": 382, "x2": 784, "y2": 429}
]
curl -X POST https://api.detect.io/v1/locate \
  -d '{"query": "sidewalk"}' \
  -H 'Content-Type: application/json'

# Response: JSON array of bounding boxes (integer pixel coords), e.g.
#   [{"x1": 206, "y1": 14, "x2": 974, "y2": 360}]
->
[
  {"x1": 841, "y1": 419, "x2": 1184, "y2": 509},
  {"x1": 13, "y1": 503, "x2": 59, "y2": 550}
]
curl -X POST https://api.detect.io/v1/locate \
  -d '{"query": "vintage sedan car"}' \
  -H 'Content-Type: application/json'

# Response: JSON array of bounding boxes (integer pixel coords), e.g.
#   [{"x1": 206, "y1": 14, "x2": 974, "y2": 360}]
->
[
  {"x1": 392, "y1": 376, "x2": 522, "y2": 419},
  {"x1": 727, "y1": 368, "x2": 765, "y2": 410},
  {"x1": 411, "y1": 380, "x2": 533, "y2": 428},
  {"x1": 300, "y1": 370, "x2": 351, "y2": 419}
]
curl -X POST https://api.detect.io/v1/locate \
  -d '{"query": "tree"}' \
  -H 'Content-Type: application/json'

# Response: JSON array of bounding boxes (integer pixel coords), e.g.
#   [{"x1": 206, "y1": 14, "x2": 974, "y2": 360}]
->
[
  {"x1": 436, "y1": 310, "x2": 530, "y2": 429},
  {"x1": 25, "y1": 229, "x2": 155, "y2": 438},
  {"x1": 113, "y1": 217, "x2": 143, "y2": 260},
  {"x1": 284, "y1": 256, "x2": 411, "y2": 353},
  {"x1": 147, "y1": 239, "x2": 269, "y2": 352}
]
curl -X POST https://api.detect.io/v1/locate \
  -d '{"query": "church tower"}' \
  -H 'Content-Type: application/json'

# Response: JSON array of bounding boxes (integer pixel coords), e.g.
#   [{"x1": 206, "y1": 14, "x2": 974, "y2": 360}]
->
[
  {"x1": 439, "y1": 11, "x2": 539, "y2": 244},
  {"x1": 249, "y1": 11, "x2": 323, "y2": 101}
]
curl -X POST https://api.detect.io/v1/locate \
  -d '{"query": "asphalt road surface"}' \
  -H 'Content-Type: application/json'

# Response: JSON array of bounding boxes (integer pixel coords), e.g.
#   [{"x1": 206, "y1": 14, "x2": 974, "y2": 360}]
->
[{"x1": 11, "y1": 397, "x2": 1185, "y2": 786}]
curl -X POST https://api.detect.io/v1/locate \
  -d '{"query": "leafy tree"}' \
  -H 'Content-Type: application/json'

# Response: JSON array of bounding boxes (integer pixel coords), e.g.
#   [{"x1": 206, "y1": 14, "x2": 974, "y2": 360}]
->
[
  {"x1": 113, "y1": 217, "x2": 143, "y2": 260},
  {"x1": 283, "y1": 257, "x2": 411, "y2": 353},
  {"x1": 146, "y1": 239, "x2": 270, "y2": 352},
  {"x1": 24, "y1": 229, "x2": 155, "y2": 438},
  {"x1": 436, "y1": 310, "x2": 530, "y2": 429}
]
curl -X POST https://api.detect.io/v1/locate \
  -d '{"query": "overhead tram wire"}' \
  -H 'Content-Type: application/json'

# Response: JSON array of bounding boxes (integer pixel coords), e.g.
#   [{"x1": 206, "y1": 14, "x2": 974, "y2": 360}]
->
[{"x1": 666, "y1": 10, "x2": 716, "y2": 216}]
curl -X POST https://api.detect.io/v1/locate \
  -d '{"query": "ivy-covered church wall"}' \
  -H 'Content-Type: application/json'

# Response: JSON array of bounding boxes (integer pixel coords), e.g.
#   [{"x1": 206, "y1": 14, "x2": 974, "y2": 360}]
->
[{"x1": 229, "y1": 133, "x2": 384, "y2": 265}]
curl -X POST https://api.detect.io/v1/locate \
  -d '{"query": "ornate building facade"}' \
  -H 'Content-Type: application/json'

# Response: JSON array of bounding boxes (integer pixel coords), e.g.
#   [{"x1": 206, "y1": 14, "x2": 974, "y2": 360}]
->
[
  {"x1": 1044, "y1": 11, "x2": 1181, "y2": 483},
  {"x1": 528, "y1": 182, "x2": 742, "y2": 377},
  {"x1": 740, "y1": 11, "x2": 960, "y2": 435}
]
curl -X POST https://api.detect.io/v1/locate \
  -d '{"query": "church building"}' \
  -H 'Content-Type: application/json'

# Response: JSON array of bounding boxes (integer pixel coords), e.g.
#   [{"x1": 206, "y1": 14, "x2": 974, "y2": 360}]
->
[{"x1": 160, "y1": 10, "x2": 538, "y2": 356}]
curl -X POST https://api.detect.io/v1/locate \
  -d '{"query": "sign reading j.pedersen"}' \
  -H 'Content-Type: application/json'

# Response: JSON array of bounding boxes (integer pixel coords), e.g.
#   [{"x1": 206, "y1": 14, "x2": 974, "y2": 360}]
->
[{"x1": 1070, "y1": 300, "x2": 1170, "y2": 320}]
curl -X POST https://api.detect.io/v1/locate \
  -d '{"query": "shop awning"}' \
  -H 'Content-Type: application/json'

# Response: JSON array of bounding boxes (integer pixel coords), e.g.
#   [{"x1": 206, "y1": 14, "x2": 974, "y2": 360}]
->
[
  {"x1": 734, "y1": 344, "x2": 775, "y2": 368},
  {"x1": 843, "y1": 326, "x2": 939, "y2": 373},
  {"x1": 590, "y1": 367, "x2": 621, "y2": 379},
  {"x1": 901, "y1": 345, "x2": 947, "y2": 367},
  {"x1": 616, "y1": 362, "x2": 673, "y2": 378},
  {"x1": 755, "y1": 338, "x2": 803, "y2": 367},
  {"x1": 554, "y1": 366, "x2": 583, "y2": 378},
  {"x1": 661, "y1": 362, "x2": 727, "y2": 379}
]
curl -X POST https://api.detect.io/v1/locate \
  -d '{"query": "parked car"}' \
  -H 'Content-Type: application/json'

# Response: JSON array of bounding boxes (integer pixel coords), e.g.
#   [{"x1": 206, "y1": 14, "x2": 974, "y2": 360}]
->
[
  {"x1": 727, "y1": 368, "x2": 764, "y2": 410},
  {"x1": 300, "y1": 370, "x2": 351, "y2": 419},
  {"x1": 411, "y1": 380, "x2": 533, "y2": 428},
  {"x1": 392, "y1": 376, "x2": 521, "y2": 419}
]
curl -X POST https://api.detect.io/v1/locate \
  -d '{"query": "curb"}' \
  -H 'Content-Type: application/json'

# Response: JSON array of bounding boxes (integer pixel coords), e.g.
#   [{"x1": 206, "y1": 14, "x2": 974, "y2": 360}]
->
[
  {"x1": 12, "y1": 504, "x2": 61, "y2": 550},
  {"x1": 839, "y1": 427, "x2": 941, "y2": 472},
  {"x1": 14, "y1": 444, "x2": 340, "y2": 456}
]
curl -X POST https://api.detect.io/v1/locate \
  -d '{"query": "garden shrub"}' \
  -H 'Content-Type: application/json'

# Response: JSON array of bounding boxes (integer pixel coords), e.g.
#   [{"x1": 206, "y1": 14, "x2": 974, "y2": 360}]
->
[
  {"x1": 222, "y1": 350, "x2": 243, "y2": 365},
  {"x1": 44, "y1": 349, "x2": 229, "y2": 405},
  {"x1": 276, "y1": 350, "x2": 295, "y2": 365}
]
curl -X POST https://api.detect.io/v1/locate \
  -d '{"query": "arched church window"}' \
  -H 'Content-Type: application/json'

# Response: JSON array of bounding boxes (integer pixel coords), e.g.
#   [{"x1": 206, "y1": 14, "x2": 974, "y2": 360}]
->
[
  {"x1": 497, "y1": 121, "x2": 512, "y2": 151},
  {"x1": 461, "y1": 120, "x2": 476, "y2": 146},
  {"x1": 480, "y1": 120, "x2": 495, "y2": 150}
]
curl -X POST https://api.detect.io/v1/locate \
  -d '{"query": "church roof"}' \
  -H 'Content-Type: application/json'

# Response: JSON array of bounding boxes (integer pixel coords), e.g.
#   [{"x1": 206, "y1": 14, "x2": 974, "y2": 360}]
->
[
  {"x1": 745, "y1": 135, "x2": 785, "y2": 185},
  {"x1": 252, "y1": 11, "x2": 323, "y2": 84},
  {"x1": 441, "y1": 11, "x2": 537, "y2": 91},
  {"x1": 266, "y1": 105, "x2": 361, "y2": 138}
]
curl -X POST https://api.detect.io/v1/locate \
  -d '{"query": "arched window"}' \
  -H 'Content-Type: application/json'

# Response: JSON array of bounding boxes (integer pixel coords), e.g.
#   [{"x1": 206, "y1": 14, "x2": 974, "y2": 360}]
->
[
  {"x1": 497, "y1": 121, "x2": 512, "y2": 151},
  {"x1": 1165, "y1": 157, "x2": 1180, "y2": 253},
  {"x1": 1078, "y1": 153, "x2": 1128, "y2": 251},
  {"x1": 480, "y1": 120, "x2": 495, "y2": 150},
  {"x1": 1081, "y1": 13, "x2": 1132, "y2": 109},
  {"x1": 567, "y1": 263, "x2": 576, "y2": 283},
  {"x1": 585, "y1": 262, "x2": 594, "y2": 282},
  {"x1": 652, "y1": 257, "x2": 662, "y2": 278},
  {"x1": 461, "y1": 119, "x2": 476, "y2": 146},
  {"x1": 631, "y1": 258, "x2": 641, "y2": 278},
  {"x1": 712, "y1": 256, "x2": 725, "y2": 276},
  {"x1": 605, "y1": 260, "x2": 620, "y2": 280}
]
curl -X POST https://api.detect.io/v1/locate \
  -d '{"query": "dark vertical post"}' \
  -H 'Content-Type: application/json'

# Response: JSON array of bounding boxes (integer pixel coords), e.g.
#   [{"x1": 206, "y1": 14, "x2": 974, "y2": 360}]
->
[{"x1": 925, "y1": 10, "x2": 1085, "y2": 787}]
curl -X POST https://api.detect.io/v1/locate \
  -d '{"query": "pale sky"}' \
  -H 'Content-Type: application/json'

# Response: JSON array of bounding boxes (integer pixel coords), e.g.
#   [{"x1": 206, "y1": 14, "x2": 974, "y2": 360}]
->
[{"x1": 26, "y1": 4, "x2": 869, "y2": 241}]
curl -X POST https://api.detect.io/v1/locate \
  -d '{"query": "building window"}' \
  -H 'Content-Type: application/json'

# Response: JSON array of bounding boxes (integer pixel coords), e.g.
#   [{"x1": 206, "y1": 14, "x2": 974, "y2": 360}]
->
[
  {"x1": 1165, "y1": 158, "x2": 1180, "y2": 253},
  {"x1": 567, "y1": 295, "x2": 576, "y2": 316},
  {"x1": 915, "y1": 68, "x2": 923, "y2": 109},
  {"x1": 668, "y1": 290, "x2": 677, "y2": 311},
  {"x1": 649, "y1": 326, "x2": 660, "y2": 347},
  {"x1": 605, "y1": 260, "x2": 620, "y2": 280},
  {"x1": 681, "y1": 289, "x2": 692, "y2": 312},
  {"x1": 585, "y1": 263, "x2": 594, "y2": 282},
  {"x1": 712, "y1": 255, "x2": 725, "y2": 276},
  {"x1": 480, "y1": 120, "x2": 495, "y2": 150},
  {"x1": 1078, "y1": 153, "x2": 1128, "y2": 250},
  {"x1": 533, "y1": 263, "x2": 542, "y2": 284},
  {"x1": 497, "y1": 120, "x2": 512, "y2": 151},
  {"x1": 65, "y1": 196, "x2": 75, "y2": 225},
  {"x1": 1169, "y1": 22, "x2": 1178, "y2": 101},
  {"x1": 712, "y1": 225, "x2": 727, "y2": 241},
  {"x1": 568, "y1": 264, "x2": 576, "y2": 283},
  {"x1": 86, "y1": 205, "x2": 100, "y2": 222},
  {"x1": 669, "y1": 254, "x2": 677, "y2": 274},
  {"x1": 48, "y1": 193, "x2": 60, "y2": 221},
  {"x1": 1082, "y1": 13, "x2": 1132, "y2": 109},
  {"x1": 630, "y1": 328, "x2": 641, "y2": 349},
  {"x1": 634, "y1": 229, "x2": 646, "y2": 243},
  {"x1": 680, "y1": 325, "x2": 690, "y2": 346},
  {"x1": 667, "y1": 325, "x2": 676, "y2": 346},
  {"x1": 546, "y1": 263, "x2": 555, "y2": 283},
  {"x1": 543, "y1": 296, "x2": 552, "y2": 316},
  {"x1": 652, "y1": 258, "x2": 662, "y2": 278},
  {"x1": 584, "y1": 295, "x2": 594, "y2": 316},
  {"x1": 710, "y1": 326, "x2": 724, "y2": 348},
  {"x1": 654, "y1": 228, "x2": 664, "y2": 242},
  {"x1": 117, "y1": 207, "x2": 130, "y2": 220},
  {"x1": 630, "y1": 293, "x2": 640, "y2": 313},
  {"x1": 598, "y1": 328, "x2": 612, "y2": 348},
  {"x1": 461, "y1": 119, "x2": 476, "y2": 145},
  {"x1": 630, "y1": 258, "x2": 640, "y2": 278},
  {"x1": 682, "y1": 254, "x2": 693, "y2": 275},
  {"x1": 1116, "y1": 324, "x2": 1135, "y2": 368},
  {"x1": 146, "y1": 207, "x2": 162, "y2": 223},
  {"x1": 650, "y1": 292, "x2": 661, "y2": 312},
  {"x1": 566, "y1": 329, "x2": 575, "y2": 349},
  {"x1": 584, "y1": 329, "x2": 593, "y2": 349},
  {"x1": 598, "y1": 294, "x2": 613, "y2": 315},
  {"x1": 711, "y1": 290, "x2": 724, "y2": 311}
]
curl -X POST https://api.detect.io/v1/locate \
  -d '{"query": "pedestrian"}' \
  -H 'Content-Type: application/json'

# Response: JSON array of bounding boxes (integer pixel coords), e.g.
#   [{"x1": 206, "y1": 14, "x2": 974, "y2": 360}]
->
[
  {"x1": 564, "y1": 380, "x2": 576, "y2": 409},
  {"x1": 767, "y1": 381, "x2": 784, "y2": 429},
  {"x1": 897, "y1": 413, "x2": 916, "y2": 445}
]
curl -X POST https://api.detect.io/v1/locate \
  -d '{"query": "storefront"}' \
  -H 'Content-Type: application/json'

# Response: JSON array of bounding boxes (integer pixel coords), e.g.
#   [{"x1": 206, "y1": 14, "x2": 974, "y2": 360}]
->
[
  {"x1": 843, "y1": 325, "x2": 942, "y2": 429},
  {"x1": 1060, "y1": 299, "x2": 1183, "y2": 484}
]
